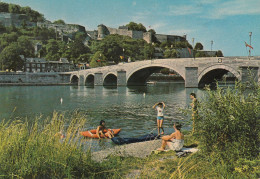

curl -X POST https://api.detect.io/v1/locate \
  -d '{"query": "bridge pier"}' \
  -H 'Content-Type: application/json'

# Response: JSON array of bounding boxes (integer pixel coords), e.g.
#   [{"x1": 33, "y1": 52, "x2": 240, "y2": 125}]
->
[
  {"x1": 117, "y1": 71, "x2": 127, "y2": 86},
  {"x1": 241, "y1": 66, "x2": 259, "y2": 83},
  {"x1": 185, "y1": 67, "x2": 198, "y2": 88},
  {"x1": 78, "y1": 75, "x2": 85, "y2": 86},
  {"x1": 94, "y1": 73, "x2": 103, "y2": 86}
]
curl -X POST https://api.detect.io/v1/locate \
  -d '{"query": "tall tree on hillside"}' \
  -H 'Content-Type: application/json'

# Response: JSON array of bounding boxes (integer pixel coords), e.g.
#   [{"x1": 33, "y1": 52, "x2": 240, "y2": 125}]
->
[
  {"x1": 0, "y1": 43, "x2": 24, "y2": 71},
  {"x1": 17, "y1": 36, "x2": 34, "y2": 57},
  {"x1": 90, "y1": 51, "x2": 107, "y2": 67},
  {"x1": 126, "y1": 22, "x2": 147, "y2": 32},
  {"x1": 0, "y1": 2, "x2": 9, "y2": 12},
  {"x1": 0, "y1": 32, "x2": 19, "y2": 49},
  {"x1": 8, "y1": 4, "x2": 21, "y2": 14},
  {"x1": 45, "y1": 39, "x2": 60, "y2": 61}
]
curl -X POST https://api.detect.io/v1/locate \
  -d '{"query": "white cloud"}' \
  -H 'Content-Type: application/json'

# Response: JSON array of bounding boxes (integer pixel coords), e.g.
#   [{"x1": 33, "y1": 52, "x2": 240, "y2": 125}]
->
[
  {"x1": 132, "y1": 1, "x2": 136, "y2": 6},
  {"x1": 169, "y1": 5, "x2": 202, "y2": 16},
  {"x1": 207, "y1": 0, "x2": 260, "y2": 19}
]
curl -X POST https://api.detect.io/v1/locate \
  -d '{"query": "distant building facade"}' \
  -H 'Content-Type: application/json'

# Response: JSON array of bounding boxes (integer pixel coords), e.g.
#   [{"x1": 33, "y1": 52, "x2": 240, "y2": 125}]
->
[{"x1": 24, "y1": 58, "x2": 72, "y2": 72}]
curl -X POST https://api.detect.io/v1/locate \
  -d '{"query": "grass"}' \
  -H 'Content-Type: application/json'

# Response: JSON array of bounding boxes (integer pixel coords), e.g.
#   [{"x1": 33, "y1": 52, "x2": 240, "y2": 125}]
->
[{"x1": 0, "y1": 111, "x2": 112, "y2": 178}]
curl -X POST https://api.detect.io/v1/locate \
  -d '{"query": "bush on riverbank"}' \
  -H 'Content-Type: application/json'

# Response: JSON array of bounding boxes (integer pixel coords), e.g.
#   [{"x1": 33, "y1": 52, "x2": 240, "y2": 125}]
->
[
  {"x1": 0, "y1": 112, "x2": 111, "y2": 178},
  {"x1": 195, "y1": 80, "x2": 260, "y2": 176}
]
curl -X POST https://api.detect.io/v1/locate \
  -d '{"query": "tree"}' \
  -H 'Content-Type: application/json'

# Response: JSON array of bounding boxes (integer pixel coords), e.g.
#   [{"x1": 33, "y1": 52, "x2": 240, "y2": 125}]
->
[
  {"x1": 0, "y1": 32, "x2": 19, "y2": 49},
  {"x1": 45, "y1": 39, "x2": 60, "y2": 61},
  {"x1": 53, "y1": 19, "x2": 66, "y2": 25},
  {"x1": 148, "y1": 29, "x2": 156, "y2": 35},
  {"x1": 126, "y1": 22, "x2": 147, "y2": 32},
  {"x1": 0, "y1": 23, "x2": 6, "y2": 33},
  {"x1": 0, "y1": 43, "x2": 24, "y2": 71},
  {"x1": 164, "y1": 49, "x2": 179, "y2": 58},
  {"x1": 0, "y1": 2, "x2": 9, "y2": 12},
  {"x1": 195, "y1": 51, "x2": 206, "y2": 57},
  {"x1": 194, "y1": 42, "x2": 203, "y2": 50},
  {"x1": 8, "y1": 4, "x2": 21, "y2": 14},
  {"x1": 90, "y1": 51, "x2": 107, "y2": 67},
  {"x1": 17, "y1": 36, "x2": 34, "y2": 57},
  {"x1": 216, "y1": 50, "x2": 223, "y2": 57}
]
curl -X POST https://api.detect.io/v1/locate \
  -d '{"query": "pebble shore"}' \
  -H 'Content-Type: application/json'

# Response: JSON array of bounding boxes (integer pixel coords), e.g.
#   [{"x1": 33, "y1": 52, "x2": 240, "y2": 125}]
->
[{"x1": 91, "y1": 139, "x2": 162, "y2": 162}]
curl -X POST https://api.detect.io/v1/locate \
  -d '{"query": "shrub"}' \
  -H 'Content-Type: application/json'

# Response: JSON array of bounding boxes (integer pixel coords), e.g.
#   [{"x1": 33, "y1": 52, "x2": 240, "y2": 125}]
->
[{"x1": 197, "y1": 81, "x2": 259, "y2": 162}]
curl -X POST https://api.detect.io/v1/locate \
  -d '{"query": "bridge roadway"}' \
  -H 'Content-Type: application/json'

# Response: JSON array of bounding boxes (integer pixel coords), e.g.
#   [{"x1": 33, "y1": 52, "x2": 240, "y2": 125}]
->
[{"x1": 69, "y1": 56, "x2": 260, "y2": 88}]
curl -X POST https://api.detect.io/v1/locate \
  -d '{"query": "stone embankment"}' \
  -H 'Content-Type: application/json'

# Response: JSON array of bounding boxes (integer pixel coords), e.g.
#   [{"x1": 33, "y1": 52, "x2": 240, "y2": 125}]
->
[{"x1": 92, "y1": 139, "x2": 162, "y2": 162}]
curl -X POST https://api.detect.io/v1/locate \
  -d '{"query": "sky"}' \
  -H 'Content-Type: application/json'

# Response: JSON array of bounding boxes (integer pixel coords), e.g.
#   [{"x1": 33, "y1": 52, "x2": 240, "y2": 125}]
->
[{"x1": 2, "y1": 0, "x2": 260, "y2": 56}]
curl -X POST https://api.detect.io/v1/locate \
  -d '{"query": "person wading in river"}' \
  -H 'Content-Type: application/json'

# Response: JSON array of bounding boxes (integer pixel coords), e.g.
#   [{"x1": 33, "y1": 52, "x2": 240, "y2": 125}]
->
[
  {"x1": 153, "y1": 102, "x2": 166, "y2": 135},
  {"x1": 190, "y1": 93, "x2": 198, "y2": 134}
]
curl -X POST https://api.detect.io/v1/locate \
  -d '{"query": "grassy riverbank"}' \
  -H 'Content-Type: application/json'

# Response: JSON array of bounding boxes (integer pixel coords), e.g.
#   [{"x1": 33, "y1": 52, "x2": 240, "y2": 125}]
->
[{"x1": 0, "y1": 81, "x2": 259, "y2": 178}]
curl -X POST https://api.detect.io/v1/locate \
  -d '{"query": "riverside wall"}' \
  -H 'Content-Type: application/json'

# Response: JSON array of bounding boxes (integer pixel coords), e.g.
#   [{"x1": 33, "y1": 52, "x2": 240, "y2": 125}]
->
[{"x1": 0, "y1": 72, "x2": 71, "y2": 85}]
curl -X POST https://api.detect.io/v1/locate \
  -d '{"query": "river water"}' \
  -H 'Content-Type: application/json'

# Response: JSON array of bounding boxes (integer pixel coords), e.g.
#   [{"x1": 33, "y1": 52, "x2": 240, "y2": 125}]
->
[{"x1": 0, "y1": 82, "x2": 203, "y2": 150}]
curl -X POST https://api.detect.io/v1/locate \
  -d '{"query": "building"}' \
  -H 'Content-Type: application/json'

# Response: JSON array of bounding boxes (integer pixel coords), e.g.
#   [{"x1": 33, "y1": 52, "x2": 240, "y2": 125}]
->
[
  {"x1": 85, "y1": 24, "x2": 187, "y2": 44},
  {"x1": 24, "y1": 58, "x2": 72, "y2": 72}
]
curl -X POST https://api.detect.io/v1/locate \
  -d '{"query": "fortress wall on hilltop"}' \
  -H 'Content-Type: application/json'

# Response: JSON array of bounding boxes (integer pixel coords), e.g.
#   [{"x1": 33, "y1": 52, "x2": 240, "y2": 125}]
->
[{"x1": 0, "y1": 12, "x2": 36, "y2": 27}]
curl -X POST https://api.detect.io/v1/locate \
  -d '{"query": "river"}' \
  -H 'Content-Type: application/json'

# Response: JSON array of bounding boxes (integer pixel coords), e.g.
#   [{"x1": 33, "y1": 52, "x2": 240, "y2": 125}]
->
[{"x1": 0, "y1": 82, "x2": 203, "y2": 150}]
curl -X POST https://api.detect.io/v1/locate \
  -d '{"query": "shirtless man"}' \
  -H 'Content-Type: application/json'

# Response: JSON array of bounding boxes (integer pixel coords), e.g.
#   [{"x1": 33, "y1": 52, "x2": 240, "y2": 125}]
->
[
  {"x1": 96, "y1": 120, "x2": 114, "y2": 139},
  {"x1": 157, "y1": 123, "x2": 184, "y2": 151}
]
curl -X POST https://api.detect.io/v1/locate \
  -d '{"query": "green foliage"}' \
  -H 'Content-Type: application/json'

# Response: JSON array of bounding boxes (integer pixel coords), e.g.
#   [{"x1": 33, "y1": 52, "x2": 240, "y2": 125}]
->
[
  {"x1": 45, "y1": 39, "x2": 61, "y2": 61},
  {"x1": 0, "y1": 3, "x2": 44, "y2": 22},
  {"x1": 17, "y1": 35, "x2": 34, "y2": 57},
  {"x1": 90, "y1": 51, "x2": 107, "y2": 67},
  {"x1": 164, "y1": 49, "x2": 179, "y2": 58},
  {"x1": 53, "y1": 19, "x2": 66, "y2": 25},
  {"x1": 216, "y1": 50, "x2": 224, "y2": 57},
  {"x1": 194, "y1": 42, "x2": 203, "y2": 50},
  {"x1": 0, "y1": 32, "x2": 19, "y2": 49},
  {"x1": 0, "y1": 112, "x2": 110, "y2": 178},
  {"x1": 160, "y1": 41, "x2": 192, "y2": 50},
  {"x1": 0, "y1": 22, "x2": 6, "y2": 33},
  {"x1": 148, "y1": 29, "x2": 156, "y2": 34},
  {"x1": 195, "y1": 50, "x2": 207, "y2": 57},
  {"x1": 126, "y1": 22, "x2": 147, "y2": 32},
  {"x1": 0, "y1": 42, "x2": 24, "y2": 71},
  {"x1": 0, "y1": 2, "x2": 9, "y2": 12},
  {"x1": 197, "y1": 82, "x2": 259, "y2": 162}
]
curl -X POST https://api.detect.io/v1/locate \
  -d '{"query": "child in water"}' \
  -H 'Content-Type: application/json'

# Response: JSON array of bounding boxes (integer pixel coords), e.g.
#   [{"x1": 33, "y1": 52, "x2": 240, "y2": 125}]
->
[{"x1": 153, "y1": 102, "x2": 166, "y2": 135}]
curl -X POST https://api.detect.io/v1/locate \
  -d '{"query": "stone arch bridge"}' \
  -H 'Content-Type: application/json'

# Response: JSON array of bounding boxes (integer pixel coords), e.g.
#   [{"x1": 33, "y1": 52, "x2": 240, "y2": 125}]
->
[{"x1": 69, "y1": 57, "x2": 260, "y2": 88}]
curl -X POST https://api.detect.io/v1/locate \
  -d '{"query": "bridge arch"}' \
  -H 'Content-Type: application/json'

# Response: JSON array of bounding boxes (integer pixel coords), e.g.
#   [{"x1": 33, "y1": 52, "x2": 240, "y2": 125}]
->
[
  {"x1": 85, "y1": 74, "x2": 94, "y2": 86},
  {"x1": 103, "y1": 73, "x2": 117, "y2": 86},
  {"x1": 198, "y1": 64, "x2": 241, "y2": 87},
  {"x1": 70, "y1": 75, "x2": 79, "y2": 85},
  {"x1": 127, "y1": 64, "x2": 185, "y2": 85}
]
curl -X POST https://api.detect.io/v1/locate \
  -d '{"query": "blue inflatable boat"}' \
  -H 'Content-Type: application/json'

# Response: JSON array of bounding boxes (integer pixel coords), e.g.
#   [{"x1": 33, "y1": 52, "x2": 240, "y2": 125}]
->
[{"x1": 111, "y1": 133, "x2": 160, "y2": 145}]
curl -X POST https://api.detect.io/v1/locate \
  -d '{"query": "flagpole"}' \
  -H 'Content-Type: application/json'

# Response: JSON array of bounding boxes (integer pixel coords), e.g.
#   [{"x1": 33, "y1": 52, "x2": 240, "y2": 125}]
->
[{"x1": 249, "y1": 32, "x2": 252, "y2": 57}]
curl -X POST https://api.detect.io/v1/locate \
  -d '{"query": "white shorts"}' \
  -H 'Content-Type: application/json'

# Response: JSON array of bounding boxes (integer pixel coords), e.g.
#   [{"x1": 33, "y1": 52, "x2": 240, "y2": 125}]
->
[{"x1": 169, "y1": 139, "x2": 184, "y2": 151}]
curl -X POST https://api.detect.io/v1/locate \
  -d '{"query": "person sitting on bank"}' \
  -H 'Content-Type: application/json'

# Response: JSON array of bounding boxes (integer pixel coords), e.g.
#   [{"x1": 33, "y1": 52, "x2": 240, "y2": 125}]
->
[
  {"x1": 157, "y1": 123, "x2": 184, "y2": 151},
  {"x1": 96, "y1": 120, "x2": 114, "y2": 139}
]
